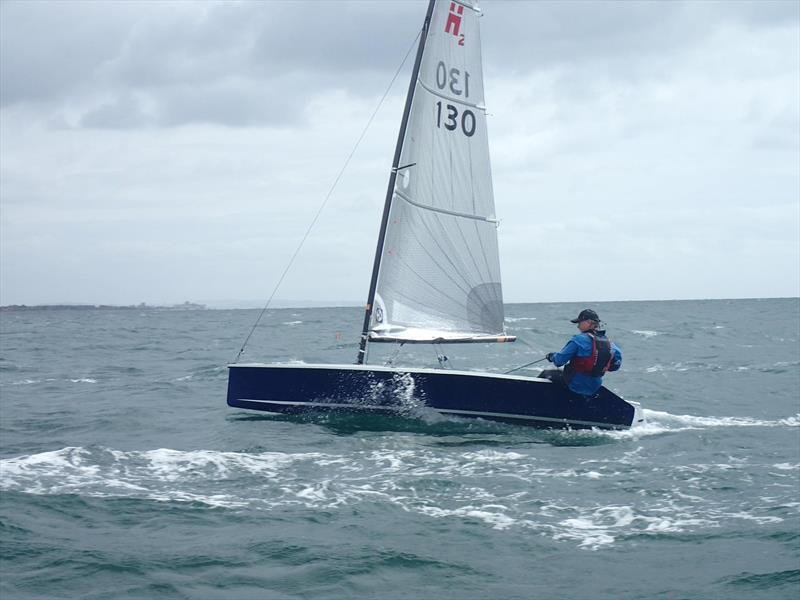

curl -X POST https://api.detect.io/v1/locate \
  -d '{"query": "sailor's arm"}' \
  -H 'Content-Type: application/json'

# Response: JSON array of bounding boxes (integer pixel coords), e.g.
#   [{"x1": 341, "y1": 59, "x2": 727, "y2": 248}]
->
[
  {"x1": 609, "y1": 342, "x2": 622, "y2": 372},
  {"x1": 551, "y1": 340, "x2": 579, "y2": 367}
]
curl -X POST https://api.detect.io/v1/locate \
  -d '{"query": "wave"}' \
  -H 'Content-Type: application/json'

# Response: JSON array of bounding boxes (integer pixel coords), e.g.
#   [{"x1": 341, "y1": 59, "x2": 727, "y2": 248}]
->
[
  {"x1": 8, "y1": 378, "x2": 41, "y2": 386},
  {"x1": 642, "y1": 409, "x2": 799, "y2": 429},
  {"x1": 723, "y1": 569, "x2": 800, "y2": 590},
  {"x1": 631, "y1": 330, "x2": 662, "y2": 338},
  {"x1": 232, "y1": 406, "x2": 799, "y2": 445},
  {"x1": 2, "y1": 444, "x2": 797, "y2": 552},
  {"x1": 643, "y1": 360, "x2": 799, "y2": 374},
  {"x1": 529, "y1": 409, "x2": 800, "y2": 444},
  {"x1": 5, "y1": 377, "x2": 97, "y2": 386}
]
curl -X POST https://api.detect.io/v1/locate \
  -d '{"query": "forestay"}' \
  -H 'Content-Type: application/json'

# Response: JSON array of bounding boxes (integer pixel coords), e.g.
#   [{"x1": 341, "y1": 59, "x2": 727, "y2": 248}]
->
[{"x1": 370, "y1": 0, "x2": 513, "y2": 344}]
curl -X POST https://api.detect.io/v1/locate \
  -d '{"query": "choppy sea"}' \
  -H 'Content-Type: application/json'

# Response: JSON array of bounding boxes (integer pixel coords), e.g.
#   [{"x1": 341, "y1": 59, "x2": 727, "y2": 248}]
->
[{"x1": 1, "y1": 298, "x2": 798, "y2": 599}]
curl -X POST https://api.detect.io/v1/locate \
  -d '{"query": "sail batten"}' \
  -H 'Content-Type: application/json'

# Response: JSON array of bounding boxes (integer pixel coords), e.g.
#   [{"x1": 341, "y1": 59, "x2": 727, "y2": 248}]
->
[
  {"x1": 417, "y1": 79, "x2": 486, "y2": 110},
  {"x1": 395, "y1": 189, "x2": 497, "y2": 222},
  {"x1": 369, "y1": 0, "x2": 510, "y2": 345}
]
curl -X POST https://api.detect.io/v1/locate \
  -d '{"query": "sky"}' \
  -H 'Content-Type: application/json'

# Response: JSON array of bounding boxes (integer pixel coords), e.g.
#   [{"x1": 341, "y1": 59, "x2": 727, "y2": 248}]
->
[{"x1": 1, "y1": 0, "x2": 798, "y2": 307}]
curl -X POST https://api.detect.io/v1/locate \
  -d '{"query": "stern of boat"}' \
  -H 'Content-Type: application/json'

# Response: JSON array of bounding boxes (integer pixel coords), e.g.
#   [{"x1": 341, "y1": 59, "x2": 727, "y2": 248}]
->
[{"x1": 629, "y1": 400, "x2": 646, "y2": 428}]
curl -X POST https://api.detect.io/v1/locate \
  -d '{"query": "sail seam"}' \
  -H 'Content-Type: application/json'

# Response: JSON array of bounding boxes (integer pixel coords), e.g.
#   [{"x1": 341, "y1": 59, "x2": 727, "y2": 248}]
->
[
  {"x1": 424, "y1": 206, "x2": 479, "y2": 301},
  {"x1": 410, "y1": 205, "x2": 475, "y2": 297},
  {"x1": 395, "y1": 188, "x2": 497, "y2": 223},
  {"x1": 389, "y1": 252, "x2": 474, "y2": 326},
  {"x1": 384, "y1": 217, "x2": 503, "y2": 338},
  {"x1": 395, "y1": 202, "x2": 481, "y2": 314},
  {"x1": 453, "y1": 206, "x2": 500, "y2": 328},
  {"x1": 467, "y1": 135, "x2": 501, "y2": 312},
  {"x1": 390, "y1": 192, "x2": 495, "y2": 334}
]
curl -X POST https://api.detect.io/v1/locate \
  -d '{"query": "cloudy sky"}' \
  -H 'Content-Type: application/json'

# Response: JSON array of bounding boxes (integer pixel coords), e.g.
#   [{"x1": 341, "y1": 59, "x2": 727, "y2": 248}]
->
[{"x1": 1, "y1": 0, "x2": 798, "y2": 307}]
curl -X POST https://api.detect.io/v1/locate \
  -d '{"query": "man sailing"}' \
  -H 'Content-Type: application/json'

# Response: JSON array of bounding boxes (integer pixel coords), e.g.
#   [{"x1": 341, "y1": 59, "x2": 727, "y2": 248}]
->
[{"x1": 544, "y1": 309, "x2": 622, "y2": 397}]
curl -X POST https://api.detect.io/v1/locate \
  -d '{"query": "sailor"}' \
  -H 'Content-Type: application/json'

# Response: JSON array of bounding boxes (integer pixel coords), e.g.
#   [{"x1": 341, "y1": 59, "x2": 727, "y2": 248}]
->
[{"x1": 544, "y1": 309, "x2": 622, "y2": 397}]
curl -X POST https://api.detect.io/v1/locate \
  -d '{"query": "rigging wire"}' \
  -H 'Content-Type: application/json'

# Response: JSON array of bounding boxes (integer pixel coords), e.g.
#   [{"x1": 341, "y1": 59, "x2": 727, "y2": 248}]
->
[
  {"x1": 502, "y1": 335, "x2": 549, "y2": 374},
  {"x1": 504, "y1": 356, "x2": 548, "y2": 375},
  {"x1": 232, "y1": 29, "x2": 423, "y2": 364},
  {"x1": 434, "y1": 343, "x2": 450, "y2": 369},
  {"x1": 384, "y1": 342, "x2": 405, "y2": 366}
]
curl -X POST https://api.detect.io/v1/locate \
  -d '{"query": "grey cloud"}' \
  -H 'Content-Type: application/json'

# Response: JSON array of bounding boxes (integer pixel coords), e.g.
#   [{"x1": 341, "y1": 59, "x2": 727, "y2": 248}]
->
[
  {"x1": 153, "y1": 76, "x2": 306, "y2": 128},
  {"x1": 4, "y1": 0, "x2": 798, "y2": 108},
  {"x1": 2, "y1": 1, "x2": 422, "y2": 129},
  {"x1": 246, "y1": 1, "x2": 420, "y2": 74},
  {"x1": 77, "y1": 77, "x2": 304, "y2": 129},
  {"x1": 482, "y1": 0, "x2": 799, "y2": 74},
  {"x1": 722, "y1": 0, "x2": 800, "y2": 26},
  {"x1": 0, "y1": 0, "x2": 143, "y2": 106},
  {"x1": 104, "y1": 0, "x2": 423, "y2": 95},
  {"x1": 78, "y1": 93, "x2": 151, "y2": 129},
  {"x1": 751, "y1": 113, "x2": 800, "y2": 152},
  {"x1": 1, "y1": 0, "x2": 798, "y2": 305}
]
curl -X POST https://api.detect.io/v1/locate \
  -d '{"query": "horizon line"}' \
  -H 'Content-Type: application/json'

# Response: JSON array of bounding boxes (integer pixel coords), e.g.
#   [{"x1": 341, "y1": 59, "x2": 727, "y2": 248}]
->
[{"x1": 2, "y1": 296, "x2": 798, "y2": 311}]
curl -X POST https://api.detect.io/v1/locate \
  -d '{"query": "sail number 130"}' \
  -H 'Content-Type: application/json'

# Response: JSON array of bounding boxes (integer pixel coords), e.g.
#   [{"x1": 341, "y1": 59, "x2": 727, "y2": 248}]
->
[
  {"x1": 434, "y1": 61, "x2": 476, "y2": 137},
  {"x1": 435, "y1": 102, "x2": 476, "y2": 137}
]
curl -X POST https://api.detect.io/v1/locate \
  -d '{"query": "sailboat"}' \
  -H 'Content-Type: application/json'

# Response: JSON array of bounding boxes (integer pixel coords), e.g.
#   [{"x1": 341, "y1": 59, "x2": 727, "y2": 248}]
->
[{"x1": 227, "y1": 0, "x2": 643, "y2": 430}]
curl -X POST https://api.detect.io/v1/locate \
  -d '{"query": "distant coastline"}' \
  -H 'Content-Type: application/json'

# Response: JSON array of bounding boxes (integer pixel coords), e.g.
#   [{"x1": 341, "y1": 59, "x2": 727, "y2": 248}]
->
[
  {"x1": 1, "y1": 297, "x2": 796, "y2": 312},
  {"x1": 0, "y1": 301, "x2": 207, "y2": 311}
]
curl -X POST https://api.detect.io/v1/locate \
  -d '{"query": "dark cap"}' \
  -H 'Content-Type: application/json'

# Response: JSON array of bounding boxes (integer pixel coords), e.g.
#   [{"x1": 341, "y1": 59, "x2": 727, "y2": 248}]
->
[{"x1": 570, "y1": 309, "x2": 599, "y2": 323}]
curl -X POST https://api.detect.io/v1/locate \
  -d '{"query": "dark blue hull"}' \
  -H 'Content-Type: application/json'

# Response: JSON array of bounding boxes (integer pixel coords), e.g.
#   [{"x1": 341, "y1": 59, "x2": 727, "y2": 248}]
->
[{"x1": 227, "y1": 364, "x2": 643, "y2": 430}]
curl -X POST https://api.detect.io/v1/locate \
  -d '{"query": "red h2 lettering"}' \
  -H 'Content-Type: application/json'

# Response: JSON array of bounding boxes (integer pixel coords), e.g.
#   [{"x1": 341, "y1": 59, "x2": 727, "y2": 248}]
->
[{"x1": 445, "y1": 2, "x2": 463, "y2": 38}]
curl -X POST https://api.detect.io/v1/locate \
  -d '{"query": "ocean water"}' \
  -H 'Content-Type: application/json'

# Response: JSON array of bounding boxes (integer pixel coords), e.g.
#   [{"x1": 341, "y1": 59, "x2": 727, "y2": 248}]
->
[{"x1": 1, "y1": 298, "x2": 798, "y2": 599}]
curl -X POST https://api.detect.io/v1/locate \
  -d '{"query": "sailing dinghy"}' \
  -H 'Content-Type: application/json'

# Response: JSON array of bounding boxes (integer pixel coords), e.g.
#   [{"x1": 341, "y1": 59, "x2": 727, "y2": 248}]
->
[{"x1": 227, "y1": 0, "x2": 643, "y2": 430}]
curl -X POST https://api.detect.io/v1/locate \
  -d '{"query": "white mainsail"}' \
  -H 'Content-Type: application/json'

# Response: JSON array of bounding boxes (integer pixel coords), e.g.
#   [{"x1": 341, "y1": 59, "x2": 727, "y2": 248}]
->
[{"x1": 370, "y1": 0, "x2": 510, "y2": 344}]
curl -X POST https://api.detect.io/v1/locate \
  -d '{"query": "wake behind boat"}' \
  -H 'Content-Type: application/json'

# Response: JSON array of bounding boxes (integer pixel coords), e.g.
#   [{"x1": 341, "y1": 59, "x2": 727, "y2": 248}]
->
[{"x1": 227, "y1": 0, "x2": 643, "y2": 430}]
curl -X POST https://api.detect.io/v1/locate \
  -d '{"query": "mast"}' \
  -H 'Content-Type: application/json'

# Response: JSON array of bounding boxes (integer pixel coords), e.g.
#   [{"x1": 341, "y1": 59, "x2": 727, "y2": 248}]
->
[{"x1": 356, "y1": 0, "x2": 437, "y2": 365}]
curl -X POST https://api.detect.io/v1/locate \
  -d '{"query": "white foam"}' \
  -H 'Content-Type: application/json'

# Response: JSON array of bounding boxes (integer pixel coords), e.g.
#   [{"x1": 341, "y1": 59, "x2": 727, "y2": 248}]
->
[
  {"x1": 772, "y1": 463, "x2": 799, "y2": 470},
  {"x1": 642, "y1": 362, "x2": 759, "y2": 374},
  {"x1": 418, "y1": 505, "x2": 517, "y2": 530},
  {"x1": 0, "y1": 447, "x2": 331, "y2": 508},
  {"x1": 554, "y1": 506, "x2": 636, "y2": 550},
  {"x1": 2, "y1": 445, "x2": 796, "y2": 551},
  {"x1": 552, "y1": 504, "x2": 723, "y2": 550},
  {"x1": 461, "y1": 450, "x2": 526, "y2": 463},
  {"x1": 295, "y1": 481, "x2": 333, "y2": 502},
  {"x1": 643, "y1": 409, "x2": 800, "y2": 429},
  {"x1": 722, "y1": 511, "x2": 783, "y2": 525},
  {"x1": 10, "y1": 379, "x2": 40, "y2": 385},
  {"x1": 69, "y1": 378, "x2": 97, "y2": 384},
  {"x1": 644, "y1": 363, "x2": 691, "y2": 373},
  {"x1": 282, "y1": 321, "x2": 303, "y2": 326},
  {"x1": 632, "y1": 330, "x2": 661, "y2": 338},
  {"x1": 360, "y1": 372, "x2": 436, "y2": 418}
]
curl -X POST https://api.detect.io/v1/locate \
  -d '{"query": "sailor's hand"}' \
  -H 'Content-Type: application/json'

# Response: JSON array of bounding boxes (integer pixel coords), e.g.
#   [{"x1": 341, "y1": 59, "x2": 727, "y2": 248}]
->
[{"x1": 545, "y1": 352, "x2": 555, "y2": 363}]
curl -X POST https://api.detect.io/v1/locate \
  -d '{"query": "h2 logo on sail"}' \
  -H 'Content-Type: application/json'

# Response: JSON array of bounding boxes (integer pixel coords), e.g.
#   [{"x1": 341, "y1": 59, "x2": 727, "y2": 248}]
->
[{"x1": 445, "y1": 1, "x2": 465, "y2": 46}]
